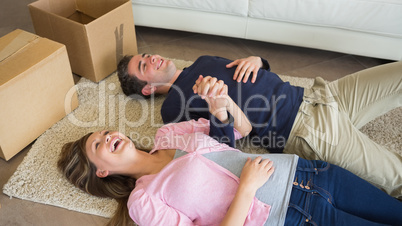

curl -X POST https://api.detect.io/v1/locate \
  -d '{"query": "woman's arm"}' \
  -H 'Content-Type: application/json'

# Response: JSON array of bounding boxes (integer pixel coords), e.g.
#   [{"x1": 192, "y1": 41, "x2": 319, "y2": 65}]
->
[
  {"x1": 193, "y1": 75, "x2": 252, "y2": 137},
  {"x1": 221, "y1": 157, "x2": 275, "y2": 226}
]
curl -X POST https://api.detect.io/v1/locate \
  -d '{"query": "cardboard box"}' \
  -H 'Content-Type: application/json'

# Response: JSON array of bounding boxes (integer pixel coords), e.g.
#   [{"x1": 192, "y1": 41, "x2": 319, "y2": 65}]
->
[
  {"x1": 0, "y1": 29, "x2": 78, "y2": 161},
  {"x1": 29, "y1": 0, "x2": 138, "y2": 82}
]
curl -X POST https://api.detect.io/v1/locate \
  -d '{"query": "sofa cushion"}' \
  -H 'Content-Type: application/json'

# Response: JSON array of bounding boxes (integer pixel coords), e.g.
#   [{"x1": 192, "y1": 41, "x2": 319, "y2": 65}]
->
[
  {"x1": 249, "y1": 0, "x2": 402, "y2": 38},
  {"x1": 132, "y1": 0, "x2": 248, "y2": 17}
]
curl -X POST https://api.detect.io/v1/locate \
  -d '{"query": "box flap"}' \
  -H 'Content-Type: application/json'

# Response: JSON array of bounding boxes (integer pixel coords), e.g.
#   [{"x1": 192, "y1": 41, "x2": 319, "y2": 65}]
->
[
  {"x1": 0, "y1": 30, "x2": 38, "y2": 62},
  {"x1": 0, "y1": 30, "x2": 40, "y2": 86},
  {"x1": 0, "y1": 30, "x2": 66, "y2": 86},
  {"x1": 77, "y1": 0, "x2": 127, "y2": 19},
  {"x1": 29, "y1": 0, "x2": 76, "y2": 18}
]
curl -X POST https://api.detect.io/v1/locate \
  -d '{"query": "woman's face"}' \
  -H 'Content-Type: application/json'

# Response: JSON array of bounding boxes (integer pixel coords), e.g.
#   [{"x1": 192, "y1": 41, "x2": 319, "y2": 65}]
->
[{"x1": 85, "y1": 130, "x2": 137, "y2": 176}]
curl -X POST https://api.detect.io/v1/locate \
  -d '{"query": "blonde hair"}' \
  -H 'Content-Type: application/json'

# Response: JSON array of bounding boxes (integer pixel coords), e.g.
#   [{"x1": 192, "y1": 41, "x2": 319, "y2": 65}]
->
[{"x1": 57, "y1": 133, "x2": 136, "y2": 226}]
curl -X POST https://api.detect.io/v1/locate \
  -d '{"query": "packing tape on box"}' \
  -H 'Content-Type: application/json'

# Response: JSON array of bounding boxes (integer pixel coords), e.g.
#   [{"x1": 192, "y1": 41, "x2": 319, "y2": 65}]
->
[{"x1": 0, "y1": 32, "x2": 39, "y2": 63}]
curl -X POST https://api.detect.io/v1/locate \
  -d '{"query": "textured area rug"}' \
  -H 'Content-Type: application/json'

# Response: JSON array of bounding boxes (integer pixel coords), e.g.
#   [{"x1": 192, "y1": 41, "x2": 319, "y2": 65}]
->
[{"x1": 3, "y1": 59, "x2": 401, "y2": 218}]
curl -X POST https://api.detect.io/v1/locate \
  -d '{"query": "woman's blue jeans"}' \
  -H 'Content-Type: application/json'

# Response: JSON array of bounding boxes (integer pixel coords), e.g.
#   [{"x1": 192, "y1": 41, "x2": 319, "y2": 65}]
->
[{"x1": 284, "y1": 158, "x2": 402, "y2": 226}]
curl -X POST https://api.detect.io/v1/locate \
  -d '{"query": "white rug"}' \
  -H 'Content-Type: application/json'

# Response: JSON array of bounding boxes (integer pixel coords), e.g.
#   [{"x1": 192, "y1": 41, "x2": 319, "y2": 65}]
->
[{"x1": 3, "y1": 59, "x2": 401, "y2": 218}]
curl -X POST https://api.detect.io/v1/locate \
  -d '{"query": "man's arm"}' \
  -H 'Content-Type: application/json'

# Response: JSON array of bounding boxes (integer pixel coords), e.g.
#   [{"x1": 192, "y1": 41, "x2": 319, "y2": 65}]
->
[
  {"x1": 193, "y1": 75, "x2": 252, "y2": 137},
  {"x1": 226, "y1": 56, "x2": 270, "y2": 83}
]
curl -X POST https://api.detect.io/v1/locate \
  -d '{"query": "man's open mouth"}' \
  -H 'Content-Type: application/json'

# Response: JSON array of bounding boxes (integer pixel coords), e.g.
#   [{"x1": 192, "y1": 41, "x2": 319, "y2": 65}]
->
[{"x1": 157, "y1": 59, "x2": 163, "y2": 69}]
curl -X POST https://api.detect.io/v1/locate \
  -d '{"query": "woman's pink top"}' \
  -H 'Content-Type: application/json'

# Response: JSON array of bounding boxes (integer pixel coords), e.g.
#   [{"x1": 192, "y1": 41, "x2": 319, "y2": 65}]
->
[{"x1": 127, "y1": 118, "x2": 271, "y2": 225}]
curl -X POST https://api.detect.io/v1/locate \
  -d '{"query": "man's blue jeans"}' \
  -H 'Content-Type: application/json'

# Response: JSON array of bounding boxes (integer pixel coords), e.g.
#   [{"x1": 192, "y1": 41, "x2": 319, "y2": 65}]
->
[{"x1": 284, "y1": 158, "x2": 402, "y2": 225}]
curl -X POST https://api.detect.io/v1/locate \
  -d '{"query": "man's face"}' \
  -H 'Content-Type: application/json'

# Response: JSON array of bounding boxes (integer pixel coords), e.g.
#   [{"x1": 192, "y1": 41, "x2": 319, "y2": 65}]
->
[{"x1": 127, "y1": 54, "x2": 177, "y2": 85}]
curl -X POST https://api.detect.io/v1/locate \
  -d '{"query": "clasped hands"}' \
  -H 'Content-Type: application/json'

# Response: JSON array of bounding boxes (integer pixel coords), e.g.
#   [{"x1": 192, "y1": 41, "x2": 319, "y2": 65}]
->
[{"x1": 192, "y1": 75, "x2": 231, "y2": 123}]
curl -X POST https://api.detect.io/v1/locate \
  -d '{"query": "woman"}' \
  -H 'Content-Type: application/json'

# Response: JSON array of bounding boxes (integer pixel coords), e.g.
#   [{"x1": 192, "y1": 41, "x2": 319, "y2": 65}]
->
[{"x1": 58, "y1": 77, "x2": 402, "y2": 226}]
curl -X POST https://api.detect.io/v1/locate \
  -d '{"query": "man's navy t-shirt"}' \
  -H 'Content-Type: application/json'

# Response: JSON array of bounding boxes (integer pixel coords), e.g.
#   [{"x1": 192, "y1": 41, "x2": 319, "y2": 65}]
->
[{"x1": 161, "y1": 56, "x2": 304, "y2": 153}]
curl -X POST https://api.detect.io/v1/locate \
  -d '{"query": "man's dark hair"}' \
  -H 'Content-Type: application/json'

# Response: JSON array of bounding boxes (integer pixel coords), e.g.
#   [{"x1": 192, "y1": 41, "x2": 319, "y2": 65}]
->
[{"x1": 117, "y1": 55, "x2": 150, "y2": 98}]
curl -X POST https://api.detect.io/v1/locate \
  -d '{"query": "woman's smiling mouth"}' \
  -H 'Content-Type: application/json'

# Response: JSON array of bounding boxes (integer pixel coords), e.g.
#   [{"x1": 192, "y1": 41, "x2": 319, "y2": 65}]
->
[{"x1": 110, "y1": 137, "x2": 122, "y2": 153}]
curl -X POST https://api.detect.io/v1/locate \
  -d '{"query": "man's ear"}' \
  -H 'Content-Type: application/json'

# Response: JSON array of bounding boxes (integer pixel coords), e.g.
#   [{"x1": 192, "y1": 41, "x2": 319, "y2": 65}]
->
[
  {"x1": 141, "y1": 84, "x2": 156, "y2": 96},
  {"x1": 96, "y1": 169, "x2": 109, "y2": 178}
]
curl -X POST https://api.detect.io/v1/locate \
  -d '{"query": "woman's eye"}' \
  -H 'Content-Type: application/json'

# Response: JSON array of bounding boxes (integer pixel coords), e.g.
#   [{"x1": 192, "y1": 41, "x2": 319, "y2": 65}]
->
[
  {"x1": 95, "y1": 143, "x2": 99, "y2": 149},
  {"x1": 104, "y1": 131, "x2": 109, "y2": 135}
]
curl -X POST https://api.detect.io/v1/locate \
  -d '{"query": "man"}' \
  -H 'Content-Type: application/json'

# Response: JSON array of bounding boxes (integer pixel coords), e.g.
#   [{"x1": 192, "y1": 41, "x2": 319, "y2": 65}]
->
[{"x1": 117, "y1": 54, "x2": 402, "y2": 199}]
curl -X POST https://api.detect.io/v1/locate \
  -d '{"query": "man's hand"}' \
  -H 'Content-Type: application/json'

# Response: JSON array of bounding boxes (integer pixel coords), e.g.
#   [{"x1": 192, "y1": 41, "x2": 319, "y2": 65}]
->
[
  {"x1": 193, "y1": 75, "x2": 230, "y2": 123},
  {"x1": 226, "y1": 56, "x2": 263, "y2": 83},
  {"x1": 193, "y1": 75, "x2": 252, "y2": 136},
  {"x1": 193, "y1": 75, "x2": 226, "y2": 99}
]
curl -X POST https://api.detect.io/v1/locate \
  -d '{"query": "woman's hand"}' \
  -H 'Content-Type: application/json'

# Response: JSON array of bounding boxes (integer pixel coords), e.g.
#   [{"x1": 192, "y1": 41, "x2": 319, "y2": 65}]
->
[
  {"x1": 193, "y1": 75, "x2": 226, "y2": 98},
  {"x1": 239, "y1": 156, "x2": 275, "y2": 194},
  {"x1": 226, "y1": 56, "x2": 263, "y2": 83},
  {"x1": 193, "y1": 75, "x2": 230, "y2": 123},
  {"x1": 220, "y1": 157, "x2": 274, "y2": 226},
  {"x1": 193, "y1": 75, "x2": 252, "y2": 137}
]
